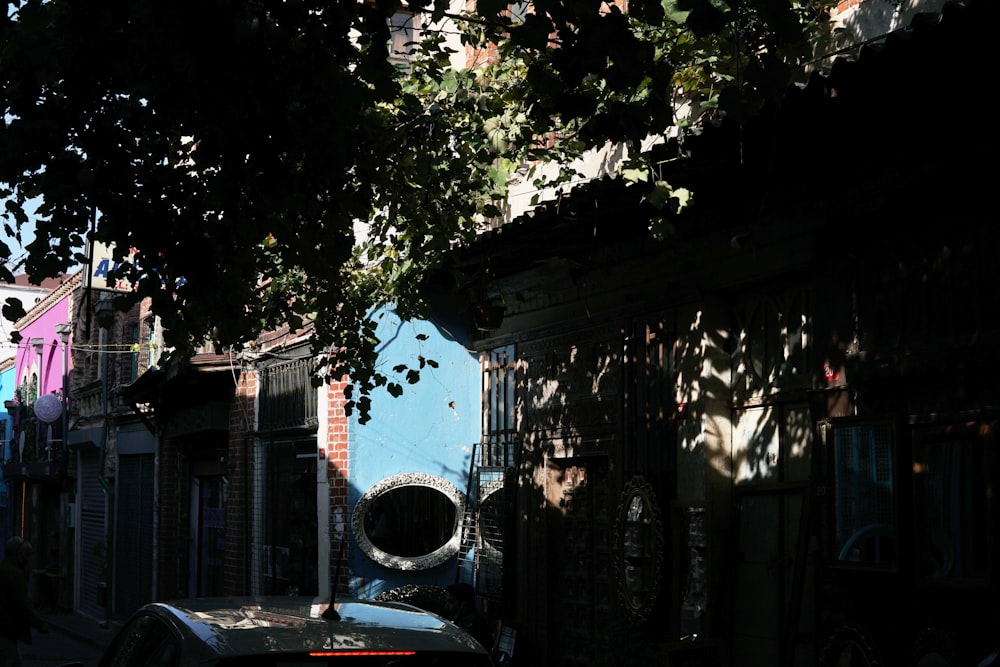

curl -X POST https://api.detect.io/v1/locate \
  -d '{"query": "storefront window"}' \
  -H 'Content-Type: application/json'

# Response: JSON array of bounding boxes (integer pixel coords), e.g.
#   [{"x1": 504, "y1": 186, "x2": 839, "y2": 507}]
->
[{"x1": 258, "y1": 439, "x2": 318, "y2": 595}]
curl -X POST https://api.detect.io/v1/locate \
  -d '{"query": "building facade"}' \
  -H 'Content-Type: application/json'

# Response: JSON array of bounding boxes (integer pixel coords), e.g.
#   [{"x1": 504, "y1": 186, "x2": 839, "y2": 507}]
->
[
  {"x1": 428, "y1": 2, "x2": 999, "y2": 665},
  {"x1": 5, "y1": 4, "x2": 995, "y2": 667},
  {"x1": 2, "y1": 272, "x2": 79, "y2": 615}
]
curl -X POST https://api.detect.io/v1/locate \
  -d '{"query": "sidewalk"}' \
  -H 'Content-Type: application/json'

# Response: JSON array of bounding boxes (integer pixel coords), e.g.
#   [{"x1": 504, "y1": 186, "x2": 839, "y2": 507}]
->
[{"x1": 43, "y1": 610, "x2": 120, "y2": 652}]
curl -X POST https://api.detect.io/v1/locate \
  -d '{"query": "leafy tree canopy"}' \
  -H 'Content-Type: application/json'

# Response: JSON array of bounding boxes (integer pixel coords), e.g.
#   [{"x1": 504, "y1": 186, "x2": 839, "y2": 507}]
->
[{"x1": 0, "y1": 0, "x2": 836, "y2": 421}]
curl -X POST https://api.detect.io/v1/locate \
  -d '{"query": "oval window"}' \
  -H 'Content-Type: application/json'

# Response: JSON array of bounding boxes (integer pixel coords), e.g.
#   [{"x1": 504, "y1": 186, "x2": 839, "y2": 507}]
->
[
  {"x1": 614, "y1": 475, "x2": 664, "y2": 623},
  {"x1": 352, "y1": 473, "x2": 465, "y2": 571}
]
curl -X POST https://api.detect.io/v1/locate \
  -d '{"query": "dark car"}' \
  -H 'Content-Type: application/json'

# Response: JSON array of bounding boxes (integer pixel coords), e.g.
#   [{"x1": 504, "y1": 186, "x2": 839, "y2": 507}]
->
[{"x1": 60, "y1": 596, "x2": 493, "y2": 666}]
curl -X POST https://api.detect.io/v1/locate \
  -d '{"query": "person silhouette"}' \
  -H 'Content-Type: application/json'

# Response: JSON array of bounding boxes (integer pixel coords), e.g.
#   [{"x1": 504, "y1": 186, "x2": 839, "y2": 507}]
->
[{"x1": 0, "y1": 537, "x2": 50, "y2": 667}]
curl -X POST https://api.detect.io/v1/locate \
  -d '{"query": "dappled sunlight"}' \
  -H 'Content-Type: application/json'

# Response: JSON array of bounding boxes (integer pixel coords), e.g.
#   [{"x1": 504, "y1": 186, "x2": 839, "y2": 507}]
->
[
  {"x1": 592, "y1": 344, "x2": 616, "y2": 394},
  {"x1": 531, "y1": 377, "x2": 565, "y2": 412},
  {"x1": 495, "y1": 285, "x2": 824, "y2": 662},
  {"x1": 512, "y1": 290, "x2": 818, "y2": 499},
  {"x1": 785, "y1": 407, "x2": 813, "y2": 464},
  {"x1": 673, "y1": 306, "x2": 741, "y2": 493},
  {"x1": 734, "y1": 407, "x2": 779, "y2": 483}
]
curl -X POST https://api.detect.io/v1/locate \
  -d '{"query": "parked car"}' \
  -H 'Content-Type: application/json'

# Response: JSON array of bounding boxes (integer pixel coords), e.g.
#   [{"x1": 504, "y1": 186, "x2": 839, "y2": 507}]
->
[{"x1": 58, "y1": 596, "x2": 494, "y2": 666}]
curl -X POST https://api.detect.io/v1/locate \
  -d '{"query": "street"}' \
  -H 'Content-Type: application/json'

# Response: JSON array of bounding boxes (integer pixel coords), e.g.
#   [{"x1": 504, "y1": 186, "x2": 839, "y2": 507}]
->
[
  {"x1": 19, "y1": 619, "x2": 109, "y2": 667},
  {"x1": 21, "y1": 632, "x2": 102, "y2": 667}
]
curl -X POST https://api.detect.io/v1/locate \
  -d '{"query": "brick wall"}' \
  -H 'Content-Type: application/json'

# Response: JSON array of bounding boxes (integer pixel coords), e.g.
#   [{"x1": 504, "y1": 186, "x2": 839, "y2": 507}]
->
[
  {"x1": 834, "y1": 0, "x2": 862, "y2": 15},
  {"x1": 224, "y1": 367, "x2": 256, "y2": 595},
  {"x1": 325, "y1": 376, "x2": 351, "y2": 593}
]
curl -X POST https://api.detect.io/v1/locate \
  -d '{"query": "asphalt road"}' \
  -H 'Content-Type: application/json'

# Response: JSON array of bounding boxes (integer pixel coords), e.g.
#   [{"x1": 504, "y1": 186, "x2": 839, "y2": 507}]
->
[{"x1": 20, "y1": 628, "x2": 104, "y2": 667}]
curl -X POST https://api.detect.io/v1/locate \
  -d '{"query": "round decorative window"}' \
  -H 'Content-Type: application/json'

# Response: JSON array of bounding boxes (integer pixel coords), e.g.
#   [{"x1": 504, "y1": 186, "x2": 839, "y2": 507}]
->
[{"x1": 352, "y1": 473, "x2": 466, "y2": 571}]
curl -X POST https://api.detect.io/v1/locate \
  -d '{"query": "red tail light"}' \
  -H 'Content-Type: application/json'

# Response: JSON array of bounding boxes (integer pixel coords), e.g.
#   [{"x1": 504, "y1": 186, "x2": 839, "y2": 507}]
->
[{"x1": 308, "y1": 650, "x2": 417, "y2": 657}]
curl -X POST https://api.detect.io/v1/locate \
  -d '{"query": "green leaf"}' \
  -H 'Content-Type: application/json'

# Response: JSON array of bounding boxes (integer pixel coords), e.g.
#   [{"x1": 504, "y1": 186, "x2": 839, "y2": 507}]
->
[
  {"x1": 645, "y1": 181, "x2": 677, "y2": 209},
  {"x1": 649, "y1": 216, "x2": 676, "y2": 240},
  {"x1": 0, "y1": 0, "x2": 839, "y2": 423},
  {"x1": 622, "y1": 167, "x2": 650, "y2": 185},
  {"x1": 511, "y1": 14, "x2": 555, "y2": 50}
]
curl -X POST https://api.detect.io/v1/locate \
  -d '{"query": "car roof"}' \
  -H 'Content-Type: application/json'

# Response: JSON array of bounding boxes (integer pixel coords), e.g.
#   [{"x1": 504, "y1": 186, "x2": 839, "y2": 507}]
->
[{"x1": 138, "y1": 596, "x2": 488, "y2": 659}]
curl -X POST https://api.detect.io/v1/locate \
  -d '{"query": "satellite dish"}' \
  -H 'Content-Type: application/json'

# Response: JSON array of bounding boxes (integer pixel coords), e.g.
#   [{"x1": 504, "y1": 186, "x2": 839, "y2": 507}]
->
[{"x1": 33, "y1": 393, "x2": 63, "y2": 423}]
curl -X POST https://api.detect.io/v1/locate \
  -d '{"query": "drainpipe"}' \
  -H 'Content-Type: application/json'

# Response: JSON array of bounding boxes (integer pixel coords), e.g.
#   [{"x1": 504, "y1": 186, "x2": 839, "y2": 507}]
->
[
  {"x1": 54, "y1": 324, "x2": 71, "y2": 455},
  {"x1": 54, "y1": 323, "x2": 71, "y2": 613},
  {"x1": 96, "y1": 300, "x2": 114, "y2": 628},
  {"x1": 31, "y1": 338, "x2": 44, "y2": 460},
  {"x1": 244, "y1": 434, "x2": 251, "y2": 594},
  {"x1": 151, "y1": 428, "x2": 158, "y2": 605}
]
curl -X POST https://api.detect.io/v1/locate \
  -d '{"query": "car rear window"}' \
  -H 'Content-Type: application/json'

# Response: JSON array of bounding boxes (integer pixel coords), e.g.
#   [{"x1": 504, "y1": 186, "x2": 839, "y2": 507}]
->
[{"x1": 216, "y1": 652, "x2": 493, "y2": 666}]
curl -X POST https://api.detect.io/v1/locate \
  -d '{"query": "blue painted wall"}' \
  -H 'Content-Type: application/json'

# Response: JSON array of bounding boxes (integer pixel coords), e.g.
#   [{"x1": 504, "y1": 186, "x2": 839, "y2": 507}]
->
[{"x1": 346, "y1": 308, "x2": 480, "y2": 598}]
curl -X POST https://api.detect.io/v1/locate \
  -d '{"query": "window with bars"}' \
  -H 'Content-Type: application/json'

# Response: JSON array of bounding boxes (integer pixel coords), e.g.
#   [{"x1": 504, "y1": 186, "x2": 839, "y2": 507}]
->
[
  {"x1": 472, "y1": 345, "x2": 517, "y2": 603},
  {"x1": 830, "y1": 420, "x2": 897, "y2": 566},
  {"x1": 482, "y1": 345, "x2": 516, "y2": 468},
  {"x1": 911, "y1": 428, "x2": 992, "y2": 580},
  {"x1": 732, "y1": 288, "x2": 809, "y2": 398},
  {"x1": 258, "y1": 358, "x2": 317, "y2": 433}
]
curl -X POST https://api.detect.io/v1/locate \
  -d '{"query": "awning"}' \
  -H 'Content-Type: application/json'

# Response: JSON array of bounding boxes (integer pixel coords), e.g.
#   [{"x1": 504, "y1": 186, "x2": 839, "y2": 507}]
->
[{"x1": 67, "y1": 425, "x2": 103, "y2": 449}]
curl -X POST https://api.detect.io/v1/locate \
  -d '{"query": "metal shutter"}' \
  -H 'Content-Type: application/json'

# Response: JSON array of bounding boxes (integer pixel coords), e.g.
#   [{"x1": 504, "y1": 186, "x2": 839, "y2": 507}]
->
[
  {"x1": 114, "y1": 453, "x2": 155, "y2": 619},
  {"x1": 77, "y1": 449, "x2": 108, "y2": 621}
]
